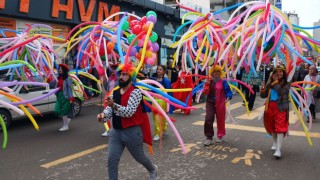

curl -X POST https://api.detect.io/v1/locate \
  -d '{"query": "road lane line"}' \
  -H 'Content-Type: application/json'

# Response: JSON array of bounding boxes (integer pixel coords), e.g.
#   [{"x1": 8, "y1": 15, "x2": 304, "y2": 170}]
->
[
  {"x1": 236, "y1": 106, "x2": 265, "y2": 120},
  {"x1": 288, "y1": 110, "x2": 299, "y2": 124},
  {"x1": 192, "y1": 121, "x2": 320, "y2": 138},
  {"x1": 40, "y1": 144, "x2": 108, "y2": 169}
]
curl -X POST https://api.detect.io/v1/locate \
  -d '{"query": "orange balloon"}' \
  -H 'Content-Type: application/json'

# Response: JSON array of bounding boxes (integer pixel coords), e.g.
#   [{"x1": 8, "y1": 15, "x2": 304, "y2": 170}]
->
[
  {"x1": 142, "y1": 24, "x2": 150, "y2": 32},
  {"x1": 145, "y1": 51, "x2": 152, "y2": 58},
  {"x1": 107, "y1": 42, "x2": 114, "y2": 51}
]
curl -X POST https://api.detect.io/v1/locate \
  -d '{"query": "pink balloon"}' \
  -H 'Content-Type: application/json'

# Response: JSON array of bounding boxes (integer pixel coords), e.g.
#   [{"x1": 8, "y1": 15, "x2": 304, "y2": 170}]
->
[
  {"x1": 111, "y1": 35, "x2": 117, "y2": 43},
  {"x1": 96, "y1": 65, "x2": 105, "y2": 76},
  {"x1": 151, "y1": 53, "x2": 156, "y2": 60},
  {"x1": 146, "y1": 58, "x2": 154, "y2": 65},
  {"x1": 138, "y1": 39, "x2": 144, "y2": 47},
  {"x1": 140, "y1": 88, "x2": 188, "y2": 154}
]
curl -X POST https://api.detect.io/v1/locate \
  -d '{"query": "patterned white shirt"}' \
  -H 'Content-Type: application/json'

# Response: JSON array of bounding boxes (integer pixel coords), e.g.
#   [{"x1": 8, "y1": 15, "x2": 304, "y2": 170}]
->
[{"x1": 103, "y1": 88, "x2": 142, "y2": 120}]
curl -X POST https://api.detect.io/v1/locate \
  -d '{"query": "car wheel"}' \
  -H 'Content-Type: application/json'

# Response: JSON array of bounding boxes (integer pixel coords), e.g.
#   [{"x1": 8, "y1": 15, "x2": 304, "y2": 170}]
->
[
  {"x1": 73, "y1": 99, "x2": 82, "y2": 116},
  {"x1": 0, "y1": 109, "x2": 12, "y2": 129}
]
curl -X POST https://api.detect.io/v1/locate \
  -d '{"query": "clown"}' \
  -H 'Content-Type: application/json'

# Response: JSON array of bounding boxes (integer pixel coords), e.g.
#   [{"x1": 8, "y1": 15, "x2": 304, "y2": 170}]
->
[
  {"x1": 260, "y1": 65, "x2": 291, "y2": 158},
  {"x1": 202, "y1": 65, "x2": 233, "y2": 145},
  {"x1": 97, "y1": 63, "x2": 157, "y2": 180}
]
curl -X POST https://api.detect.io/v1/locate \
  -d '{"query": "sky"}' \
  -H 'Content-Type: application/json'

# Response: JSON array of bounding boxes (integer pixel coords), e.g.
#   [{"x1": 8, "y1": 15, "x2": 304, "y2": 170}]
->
[{"x1": 282, "y1": 0, "x2": 320, "y2": 35}]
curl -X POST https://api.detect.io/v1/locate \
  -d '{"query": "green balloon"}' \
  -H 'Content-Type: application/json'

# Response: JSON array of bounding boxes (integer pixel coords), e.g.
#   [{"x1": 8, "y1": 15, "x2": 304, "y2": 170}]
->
[
  {"x1": 149, "y1": 32, "x2": 158, "y2": 42},
  {"x1": 146, "y1": 11, "x2": 157, "y2": 18},
  {"x1": 101, "y1": 55, "x2": 106, "y2": 61},
  {"x1": 122, "y1": 21, "x2": 129, "y2": 31},
  {"x1": 127, "y1": 34, "x2": 136, "y2": 44}
]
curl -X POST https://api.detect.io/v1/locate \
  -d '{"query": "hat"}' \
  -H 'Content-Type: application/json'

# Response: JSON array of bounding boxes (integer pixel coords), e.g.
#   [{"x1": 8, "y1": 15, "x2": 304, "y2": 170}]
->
[
  {"x1": 58, "y1": 64, "x2": 69, "y2": 71},
  {"x1": 273, "y1": 65, "x2": 285, "y2": 72},
  {"x1": 117, "y1": 64, "x2": 137, "y2": 80}
]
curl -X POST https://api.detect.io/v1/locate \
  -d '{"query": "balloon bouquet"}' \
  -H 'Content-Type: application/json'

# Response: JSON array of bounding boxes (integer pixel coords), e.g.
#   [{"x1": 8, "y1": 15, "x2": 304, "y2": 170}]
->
[
  {"x1": 0, "y1": 24, "x2": 96, "y2": 149},
  {"x1": 60, "y1": 11, "x2": 197, "y2": 154},
  {"x1": 171, "y1": 0, "x2": 320, "y2": 145}
]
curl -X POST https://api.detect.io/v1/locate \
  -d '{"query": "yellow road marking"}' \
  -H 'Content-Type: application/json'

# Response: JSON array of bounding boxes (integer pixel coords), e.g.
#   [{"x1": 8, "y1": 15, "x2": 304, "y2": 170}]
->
[
  {"x1": 228, "y1": 102, "x2": 244, "y2": 110},
  {"x1": 236, "y1": 106, "x2": 265, "y2": 120},
  {"x1": 192, "y1": 121, "x2": 320, "y2": 138},
  {"x1": 40, "y1": 144, "x2": 108, "y2": 169},
  {"x1": 288, "y1": 110, "x2": 299, "y2": 124}
]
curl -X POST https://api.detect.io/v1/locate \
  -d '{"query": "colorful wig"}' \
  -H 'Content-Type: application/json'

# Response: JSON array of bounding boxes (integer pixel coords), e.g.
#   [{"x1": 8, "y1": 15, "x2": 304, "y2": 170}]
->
[
  {"x1": 117, "y1": 64, "x2": 137, "y2": 81},
  {"x1": 209, "y1": 65, "x2": 225, "y2": 78}
]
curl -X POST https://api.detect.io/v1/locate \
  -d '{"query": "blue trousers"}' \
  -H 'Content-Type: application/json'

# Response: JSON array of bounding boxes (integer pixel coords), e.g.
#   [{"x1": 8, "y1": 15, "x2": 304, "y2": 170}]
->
[{"x1": 108, "y1": 126, "x2": 155, "y2": 180}]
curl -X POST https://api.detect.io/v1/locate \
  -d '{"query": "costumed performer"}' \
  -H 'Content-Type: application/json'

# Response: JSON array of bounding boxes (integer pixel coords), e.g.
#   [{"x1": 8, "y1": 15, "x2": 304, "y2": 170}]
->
[
  {"x1": 260, "y1": 65, "x2": 291, "y2": 158},
  {"x1": 97, "y1": 64, "x2": 157, "y2": 180},
  {"x1": 202, "y1": 65, "x2": 232, "y2": 145}
]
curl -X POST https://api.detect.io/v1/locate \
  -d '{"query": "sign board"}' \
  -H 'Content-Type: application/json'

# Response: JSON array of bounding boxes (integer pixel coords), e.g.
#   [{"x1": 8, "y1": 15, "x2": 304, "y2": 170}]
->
[
  {"x1": 0, "y1": 17, "x2": 16, "y2": 37},
  {"x1": 241, "y1": 71, "x2": 264, "y2": 86}
]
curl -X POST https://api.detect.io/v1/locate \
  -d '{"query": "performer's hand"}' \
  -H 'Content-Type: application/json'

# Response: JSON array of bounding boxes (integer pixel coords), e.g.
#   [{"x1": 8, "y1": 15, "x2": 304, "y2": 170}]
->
[
  {"x1": 97, "y1": 113, "x2": 105, "y2": 122},
  {"x1": 272, "y1": 73, "x2": 278, "y2": 81},
  {"x1": 106, "y1": 97, "x2": 114, "y2": 107}
]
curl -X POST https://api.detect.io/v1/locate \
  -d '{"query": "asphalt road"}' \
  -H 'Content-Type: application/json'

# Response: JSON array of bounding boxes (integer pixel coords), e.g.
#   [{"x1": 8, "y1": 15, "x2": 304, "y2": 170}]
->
[{"x1": 1, "y1": 93, "x2": 320, "y2": 180}]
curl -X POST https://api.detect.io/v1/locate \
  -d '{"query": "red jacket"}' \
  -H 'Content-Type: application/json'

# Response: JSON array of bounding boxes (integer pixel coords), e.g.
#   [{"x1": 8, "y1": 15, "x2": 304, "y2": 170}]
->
[{"x1": 114, "y1": 86, "x2": 152, "y2": 146}]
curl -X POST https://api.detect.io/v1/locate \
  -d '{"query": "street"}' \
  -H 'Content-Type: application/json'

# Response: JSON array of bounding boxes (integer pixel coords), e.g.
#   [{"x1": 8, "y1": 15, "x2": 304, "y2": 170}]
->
[{"x1": 1, "y1": 94, "x2": 320, "y2": 180}]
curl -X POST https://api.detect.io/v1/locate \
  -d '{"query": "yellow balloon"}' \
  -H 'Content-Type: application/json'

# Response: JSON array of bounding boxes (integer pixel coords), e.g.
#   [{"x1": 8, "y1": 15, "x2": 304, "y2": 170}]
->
[
  {"x1": 289, "y1": 94, "x2": 312, "y2": 146},
  {"x1": 228, "y1": 83, "x2": 250, "y2": 115}
]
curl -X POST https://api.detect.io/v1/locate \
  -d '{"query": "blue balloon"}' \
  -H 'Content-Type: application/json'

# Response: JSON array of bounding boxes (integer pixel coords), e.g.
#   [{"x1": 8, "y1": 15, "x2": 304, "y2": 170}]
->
[{"x1": 133, "y1": 82, "x2": 188, "y2": 107}]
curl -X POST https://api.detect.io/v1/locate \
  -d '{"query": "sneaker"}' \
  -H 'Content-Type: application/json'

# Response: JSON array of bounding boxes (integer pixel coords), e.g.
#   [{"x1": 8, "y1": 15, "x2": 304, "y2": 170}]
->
[
  {"x1": 149, "y1": 165, "x2": 158, "y2": 180},
  {"x1": 216, "y1": 137, "x2": 223, "y2": 143},
  {"x1": 153, "y1": 134, "x2": 160, "y2": 141},
  {"x1": 203, "y1": 139, "x2": 214, "y2": 146},
  {"x1": 273, "y1": 150, "x2": 281, "y2": 158},
  {"x1": 66, "y1": 118, "x2": 71, "y2": 125},
  {"x1": 101, "y1": 131, "x2": 109, "y2": 137},
  {"x1": 271, "y1": 143, "x2": 277, "y2": 151},
  {"x1": 59, "y1": 125, "x2": 69, "y2": 131}
]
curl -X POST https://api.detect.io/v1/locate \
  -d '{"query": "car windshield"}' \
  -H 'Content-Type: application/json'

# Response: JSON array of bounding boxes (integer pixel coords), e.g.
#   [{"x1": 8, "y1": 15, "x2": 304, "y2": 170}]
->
[{"x1": 0, "y1": 75, "x2": 20, "y2": 92}]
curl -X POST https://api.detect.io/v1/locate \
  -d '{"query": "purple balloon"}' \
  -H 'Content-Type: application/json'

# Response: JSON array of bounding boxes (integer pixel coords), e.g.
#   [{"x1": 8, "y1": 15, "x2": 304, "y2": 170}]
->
[
  {"x1": 129, "y1": 47, "x2": 137, "y2": 56},
  {"x1": 152, "y1": 42, "x2": 159, "y2": 52},
  {"x1": 147, "y1": 15, "x2": 157, "y2": 24}
]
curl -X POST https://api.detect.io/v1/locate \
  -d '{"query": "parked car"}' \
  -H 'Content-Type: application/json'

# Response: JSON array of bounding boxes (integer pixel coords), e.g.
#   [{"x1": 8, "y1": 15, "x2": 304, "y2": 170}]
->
[{"x1": 0, "y1": 82, "x2": 83, "y2": 128}]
